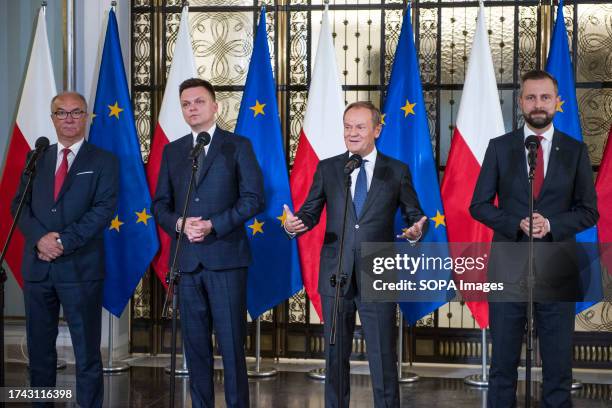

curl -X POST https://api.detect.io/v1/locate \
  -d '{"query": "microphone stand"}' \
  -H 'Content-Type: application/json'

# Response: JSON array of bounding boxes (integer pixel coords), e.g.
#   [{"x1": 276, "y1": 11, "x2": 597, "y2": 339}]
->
[
  {"x1": 0, "y1": 151, "x2": 42, "y2": 387},
  {"x1": 329, "y1": 171, "x2": 352, "y2": 408},
  {"x1": 525, "y1": 146, "x2": 537, "y2": 408},
  {"x1": 163, "y1": 153, "x2": 200, "y2": 408}
]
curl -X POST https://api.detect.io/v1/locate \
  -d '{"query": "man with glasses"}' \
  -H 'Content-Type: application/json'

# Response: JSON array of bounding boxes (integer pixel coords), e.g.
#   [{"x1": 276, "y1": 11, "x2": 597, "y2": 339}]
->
[{"x1": 12, "y1": 91, "x2": 119, "y2": 408}]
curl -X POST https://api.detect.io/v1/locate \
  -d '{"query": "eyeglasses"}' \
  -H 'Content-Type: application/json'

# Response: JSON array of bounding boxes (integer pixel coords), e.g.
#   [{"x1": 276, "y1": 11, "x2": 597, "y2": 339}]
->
[{"x1": 52, "y1": 109, "x2": 86, "y2": 120}]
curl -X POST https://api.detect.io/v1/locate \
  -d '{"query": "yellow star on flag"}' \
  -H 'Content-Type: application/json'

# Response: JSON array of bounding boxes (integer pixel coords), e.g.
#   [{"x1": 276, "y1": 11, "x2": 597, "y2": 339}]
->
[
  {"x1": 431, "y1": 210, "x2": 446, "y2": 228},
  {"x1": 248, "y1": 218, "x2": 265, "y2": 236},
  {"x1": 400, "y1": 100, "x2": 416, "y2": 117},
  {"x1": 108, "y1": 101, "x2": 124, "y2": 119},
  {"x1": 277, "y1": 210, "x2": 288, "y2": 226},
  {"x1": 556, "y1": 99, "x2": 565, "y2": 113},
  {"x1": 91, "y1": 113, "x2": 97, "y2": 122},
  {"x1": 109, "y1": 215, "x2": 124, "y2": 232},
  {"x1": 135, "y1": 208, "x2": 153, "y2": 226},
  {"x1": 250, "y1": 100, "x2": 266, "y2": 117},
  {"x1": 380, "y1": 113, "x2": 386, "y2": 125}
]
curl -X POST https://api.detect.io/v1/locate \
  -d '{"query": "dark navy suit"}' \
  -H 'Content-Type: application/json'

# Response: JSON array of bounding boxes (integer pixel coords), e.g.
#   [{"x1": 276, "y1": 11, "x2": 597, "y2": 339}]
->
[
  {"x1": 295, "y1": 151, "x2": 424, "y2": 408},
  {"x1": 152, "y1": 127, "x2": 264, "y2": 408},
  {"x1": 470, "y1": 129, "x2": 598, "y2": 408},
  {"x1": 12, "y1": 141, "x2": 119, "y2": 408}
]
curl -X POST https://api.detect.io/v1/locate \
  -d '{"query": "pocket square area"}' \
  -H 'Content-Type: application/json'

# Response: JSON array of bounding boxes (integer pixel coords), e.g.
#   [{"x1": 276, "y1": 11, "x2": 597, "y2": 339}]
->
[{"x1": 76, "y1": 171, "x2": 94, "y2": 175}]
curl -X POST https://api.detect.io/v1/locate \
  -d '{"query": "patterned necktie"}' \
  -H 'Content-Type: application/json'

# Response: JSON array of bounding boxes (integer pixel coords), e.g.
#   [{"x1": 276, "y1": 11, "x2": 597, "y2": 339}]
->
[
  {"x1": 353, "y1": 159, "x2": 368, "y2": 217},
  {"x1": 195, "y1": 146, "x2": 206, "y2": 182},
  {"x1": 533, "y1": 135, "x2": 544, "y2": 199},
  {"x1": 54, "y1": 148, "x2": 70, "y2": 200}
]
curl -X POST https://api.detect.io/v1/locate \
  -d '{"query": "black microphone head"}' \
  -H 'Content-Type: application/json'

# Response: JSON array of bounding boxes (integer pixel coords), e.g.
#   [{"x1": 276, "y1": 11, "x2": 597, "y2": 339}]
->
[
  {"x1": 344, "y1": 154, "x2": 363, "y2": 174},
  {"x1": 196, "y1": 132, "x2": 211, "y2": 147},
  {"x1": 35, "y1": 136, "x2": 50, "y2": 151},
  {"x1": 524, "y1": 135, "x2": 540, "y2": 151}
]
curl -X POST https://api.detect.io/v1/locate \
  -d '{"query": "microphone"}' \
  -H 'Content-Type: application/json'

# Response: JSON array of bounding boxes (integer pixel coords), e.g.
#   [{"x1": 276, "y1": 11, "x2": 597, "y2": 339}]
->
[
  {"x1": 525, "y1": 135, "x2": 540, "y2": 175},
  {"x1": 24, "y1": 136, "x2": 50, "y2": 174},
  {"x1": 524, "y1": 135, "x2": 540, "y2": 152},
  {"x1": 344, "y1": 154, "x2": 363, "y2": 175},
  {"x1": 190, "y1": 132, "x2": 211, "y2": 159}
]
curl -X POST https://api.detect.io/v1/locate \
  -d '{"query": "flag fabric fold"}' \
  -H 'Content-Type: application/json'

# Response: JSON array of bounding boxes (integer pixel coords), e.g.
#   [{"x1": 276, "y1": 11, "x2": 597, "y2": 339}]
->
[
  {"x1": 441, "y1": 1, "x2": 505, "y2": 329},
  {"x1": 0, "y1": 7, "x2": 57, "y2": 287},
  {"x1": 89, "y1": 9, "x2": 159, "y2": 317},
  {"x1": 376, "y1": 6, "x2": 451, "y2": 325},
  {"x1": 545, "y1": 0, "x2": 603, "y2": 314},
  {"x1": 235, "y1": 8, "x2": 303, "y2": 319},
  {"x1": 289, "y1": 6, "x2": 346, "y2": 320},
  {"x1": 145, "y1": 6, "x2": 197, "y2": 285},
  {"x1": 596, "y1": 124, "x2": 612, "y2": 274}
]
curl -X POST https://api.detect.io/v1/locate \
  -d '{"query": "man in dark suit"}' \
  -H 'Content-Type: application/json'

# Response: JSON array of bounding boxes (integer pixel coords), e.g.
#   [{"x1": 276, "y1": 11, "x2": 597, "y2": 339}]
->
[
  {"x1": 285, "y1": 101, "x2": 427, "y2": 408},
  {"x1": 152, "y1": 78, "x2": 264, "y2": 408},
  {"x1": 470, "y1": 70, "x2": 598, "y2": 407},
  {"x1": 12, "y1": 91, "x2": 119, "y2": 408}
]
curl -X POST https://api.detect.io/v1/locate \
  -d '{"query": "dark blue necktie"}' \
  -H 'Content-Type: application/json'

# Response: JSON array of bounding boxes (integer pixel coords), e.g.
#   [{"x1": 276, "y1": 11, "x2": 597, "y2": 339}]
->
[{"x1": 353, "y1": 159, "x2": 368, "y2": 217}]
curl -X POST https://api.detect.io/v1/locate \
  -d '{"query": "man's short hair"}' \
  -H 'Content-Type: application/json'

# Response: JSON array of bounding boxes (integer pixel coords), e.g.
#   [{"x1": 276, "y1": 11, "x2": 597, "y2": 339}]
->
[
  {"x1": 519, "y1": 70, "x2": 559, "y2": 96},
  {"x1": 50, "y1": 91, "x2": 88, "y2": 113},
  {"x1": 343, "y1": 101, "x2": 382, "y2": 127},
  {"x1": 179, "y1": 77, "x2": 216, "y2": 101}
]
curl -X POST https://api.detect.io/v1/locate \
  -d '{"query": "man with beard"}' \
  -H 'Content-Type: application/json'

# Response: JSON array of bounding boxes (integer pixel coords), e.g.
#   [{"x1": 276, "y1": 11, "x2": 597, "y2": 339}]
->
[{"x1": 470, "y1": 70, "x2": 598, "y2": 407}]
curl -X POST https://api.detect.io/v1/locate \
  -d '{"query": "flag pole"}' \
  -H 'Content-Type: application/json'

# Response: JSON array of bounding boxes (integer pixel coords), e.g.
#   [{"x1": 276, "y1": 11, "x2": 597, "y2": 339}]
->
[
  {"x1": 103, "y1": 313, "x2": 129, "y2": 373},
  {"x1": 397, "y1": 308, "x2": 419, "y2": 383},
  {"x1": 66, "y1": 0, "x2": 75, "y2": 89},
  {"x1": 464, "y1": 328, "x2": 489, "y2": 387},
  {"x1": 247, "y1": 316, "x2": 277, "y2": 377}
]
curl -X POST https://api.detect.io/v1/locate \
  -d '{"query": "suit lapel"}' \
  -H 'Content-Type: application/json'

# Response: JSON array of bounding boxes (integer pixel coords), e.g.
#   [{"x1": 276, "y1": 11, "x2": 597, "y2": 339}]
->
[
  {"x1": 512, "y1": 130, "x2": 530, "y2": 197},
  {"x1": 40, "y1": 145, "x2": 57, "y2": 203},
  {"x1": 55, "y1": 141, "x2": 92, "y2": 203},
  {"x1": 195, "y1": 127, "x2": 225, "y2": 187},
  {"x1": 537, "y1": 131, "x2": 561, "y2": 199},
  {"x1": 359, "y1": 153, "x2": 389, "y2": 218},
  {"x1": 334, "y1": 152, "x2": 358, "y2": 221}
]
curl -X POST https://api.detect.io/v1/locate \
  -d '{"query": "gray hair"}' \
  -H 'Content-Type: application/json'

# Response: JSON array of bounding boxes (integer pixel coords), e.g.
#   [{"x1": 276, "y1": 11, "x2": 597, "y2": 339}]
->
[{"x1": 50, "y1": 91, "x2": 88, "y2": 112}]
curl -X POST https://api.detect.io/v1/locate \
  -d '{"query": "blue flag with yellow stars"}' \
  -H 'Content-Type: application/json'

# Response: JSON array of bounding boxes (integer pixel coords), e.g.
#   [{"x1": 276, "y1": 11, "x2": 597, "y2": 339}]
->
[
  {"x1": 376, "y1": 6, "x2": 452, "y2": 325},
  {"x1": 235, "y1": 8, "x2": 303, "y2": 319},
  {"x1": 89, "y1": 9, "x2": 159, "y2": 317},
  {"x1": 545, "y1": 0, "x2": 602, "y2": 314}
]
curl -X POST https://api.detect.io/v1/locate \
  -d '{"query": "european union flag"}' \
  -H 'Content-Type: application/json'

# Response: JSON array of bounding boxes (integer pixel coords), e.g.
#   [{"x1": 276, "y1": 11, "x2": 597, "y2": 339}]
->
[
  {"x1": 89, "y1": 10, "x2": 159, "y2": 317},
  {"x1": 376, "y1": 6, "x2": 452, "y2": 325},
  {"x1": 545, "y1": 0, "x2": 602, "y2": 314},
  {"x1": 236, "y1": 8, "x2": 303, "y2": 319}
]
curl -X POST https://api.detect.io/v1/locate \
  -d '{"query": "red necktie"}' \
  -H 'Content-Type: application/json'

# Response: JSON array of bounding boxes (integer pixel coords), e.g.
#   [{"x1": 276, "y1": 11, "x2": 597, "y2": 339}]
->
[
  {"x1": 54, "y1": 148, "x2": 70, "y2": 200},
  {"x1": 533, "y1": 135, "x2": 544, "y2": 199}
]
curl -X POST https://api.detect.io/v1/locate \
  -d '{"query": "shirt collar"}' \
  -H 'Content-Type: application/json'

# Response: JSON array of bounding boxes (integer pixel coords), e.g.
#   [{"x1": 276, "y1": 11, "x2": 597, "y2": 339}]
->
[
  {"x1": 523, "y1": 123, "x2": 555, "y2": 143},
  {"x1": 350, "y1": 147, "x2": 377, "y2": 165},
  {"x1": 192, "y1": 124, "x2": 216, "y2": 147},
  {"x1": 57, "y1": 138, "x2": 84, "y2": 156}
]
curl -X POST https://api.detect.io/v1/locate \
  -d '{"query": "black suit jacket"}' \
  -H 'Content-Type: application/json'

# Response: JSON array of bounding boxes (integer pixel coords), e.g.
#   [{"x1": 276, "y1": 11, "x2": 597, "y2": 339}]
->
[
  {"x1": 11, "y1": 142, "x2": 119, "y2": 282},
  {"x1": 296, "y1": 151, "x2": 424, "y2": 297},
  {"x1": 470, "y1": 129, "x2": 598, "y2": 298},
  {"x1": 152, "y1": 127, "x2": 265, "y2": 272}
]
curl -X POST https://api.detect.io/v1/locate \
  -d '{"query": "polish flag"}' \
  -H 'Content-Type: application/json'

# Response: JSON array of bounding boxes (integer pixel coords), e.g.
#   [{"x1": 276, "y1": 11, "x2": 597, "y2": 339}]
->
[
  {"x1": 440, "y1": 1, "x2": 505, "y2": 329},
  {"x1": 596, "y1": 124, "x2": 612, "y2": 275},
  {"x1": 145, "y1": 6, "x2": 197, "y2": 284},
  {"x1": 0, "y1": 8, "x2": 57, "y2": 287},
  {"x1": 290, "y1": 6, "x2": 346, "y2": 319}
]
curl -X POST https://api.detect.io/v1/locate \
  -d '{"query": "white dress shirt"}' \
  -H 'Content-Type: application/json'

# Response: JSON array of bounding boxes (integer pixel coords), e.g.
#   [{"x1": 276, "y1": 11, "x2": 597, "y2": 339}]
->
[
  {"x1": 55, "y1": 138, "x2": 84, "y2": 173},
  {"x1": 192, "y1": 123, "x2": 216, "y2": 155},
  {"x1": 349, "y1": 148, "x2": 377, "y2": 199},
  {"x1": 523, "y1": 124, "x2": 554, "y2": 177}
]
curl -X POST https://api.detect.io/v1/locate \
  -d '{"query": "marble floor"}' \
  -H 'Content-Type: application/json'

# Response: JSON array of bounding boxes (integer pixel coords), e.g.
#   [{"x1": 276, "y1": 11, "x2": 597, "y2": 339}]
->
[{"x1": 4, "y1": 360, "x2": 611, "y2": 407}]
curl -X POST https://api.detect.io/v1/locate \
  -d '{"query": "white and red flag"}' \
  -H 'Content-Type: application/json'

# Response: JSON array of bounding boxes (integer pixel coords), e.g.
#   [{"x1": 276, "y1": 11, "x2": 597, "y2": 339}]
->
[
  {"x1": 440, "y1": 1, "x2": 505, "y2": 329},
  {"x1": 145, "y1": 6, "x2": 197, "y2": 283},
  {"x1": 290, "y1": 6, "x2": 346, "y2": 319},
  {"x1": 0, "y1": 8, "x2": 57, "y2": 287}
]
